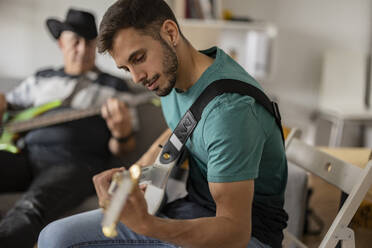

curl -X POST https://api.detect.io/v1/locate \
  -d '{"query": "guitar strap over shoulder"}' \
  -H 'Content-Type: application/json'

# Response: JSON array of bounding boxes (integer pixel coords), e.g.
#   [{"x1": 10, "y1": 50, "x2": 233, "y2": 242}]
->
[{"x1": 159, "y1": 79, "x2": 285, "y2": 165}]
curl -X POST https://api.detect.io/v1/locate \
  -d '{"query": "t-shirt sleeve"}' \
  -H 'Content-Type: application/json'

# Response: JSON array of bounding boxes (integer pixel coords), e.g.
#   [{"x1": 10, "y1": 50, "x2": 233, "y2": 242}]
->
[{"x1": 203, "y1": 97, "x2": 266, "y2": 183}]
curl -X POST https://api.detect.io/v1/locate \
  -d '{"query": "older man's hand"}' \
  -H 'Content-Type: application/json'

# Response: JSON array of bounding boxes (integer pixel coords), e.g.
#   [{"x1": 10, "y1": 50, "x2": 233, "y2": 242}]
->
[
  {"x1": 101, "y1": 98, "x2": 132, "y2": 139},
  {"x1": 0, "y1": 93, "x2": 7, "y2": 120}
]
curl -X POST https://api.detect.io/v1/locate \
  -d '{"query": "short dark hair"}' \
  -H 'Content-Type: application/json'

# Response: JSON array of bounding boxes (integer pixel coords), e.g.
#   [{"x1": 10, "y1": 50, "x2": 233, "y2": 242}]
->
[{"x1": 98, "y1": 0, "x2": 183, "y2": 53}]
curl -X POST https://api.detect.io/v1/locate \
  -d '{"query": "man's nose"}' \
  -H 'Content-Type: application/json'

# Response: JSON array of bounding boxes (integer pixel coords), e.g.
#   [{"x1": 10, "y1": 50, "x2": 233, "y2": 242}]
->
[
  {"x1": 131, "y1": 68, "x2": 146, "y2": 84},
  {"x1": 77, "y1": 39, "x2": 87, "y2": 54}
]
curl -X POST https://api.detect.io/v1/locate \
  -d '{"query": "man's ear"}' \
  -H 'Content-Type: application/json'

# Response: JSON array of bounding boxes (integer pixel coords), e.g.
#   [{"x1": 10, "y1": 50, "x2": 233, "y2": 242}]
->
[{"x1": 160, "y1": 20, "x2": 179, "y2": 47}]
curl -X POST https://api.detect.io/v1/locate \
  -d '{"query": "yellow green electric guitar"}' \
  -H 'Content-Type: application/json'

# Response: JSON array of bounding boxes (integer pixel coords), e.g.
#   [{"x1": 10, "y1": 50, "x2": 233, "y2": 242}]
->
[
  {"x1": 0, "y1": 100, "x2": 103, "y2": 153},
  {"x1": 0, "y1": 92, "x2": 160, "y2": 153}
]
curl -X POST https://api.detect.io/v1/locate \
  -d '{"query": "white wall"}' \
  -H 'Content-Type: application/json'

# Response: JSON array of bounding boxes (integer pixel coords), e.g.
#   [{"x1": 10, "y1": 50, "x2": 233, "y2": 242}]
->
[
  {"x1": 0, "y1": 0, "x2": 120, "y2": 79},
  {"x1": 221, "y1": 0, "x2": 371, "y2": 144},
  {"x1": 1, "y1": 0, "x2": 371, "y2": 112},
  {"x1": 224, "y1": 0, "x2": 372, "y2": 109}
]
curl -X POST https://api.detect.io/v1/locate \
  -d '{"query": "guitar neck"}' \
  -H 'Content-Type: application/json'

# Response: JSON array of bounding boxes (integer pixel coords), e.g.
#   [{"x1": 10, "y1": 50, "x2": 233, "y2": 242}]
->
[
  {"x1": 5, "y1": 107, "x2": 101, "y2": 133},
  {"x1": 4, "y1": 91, "x2": 156, "y2": 133}
]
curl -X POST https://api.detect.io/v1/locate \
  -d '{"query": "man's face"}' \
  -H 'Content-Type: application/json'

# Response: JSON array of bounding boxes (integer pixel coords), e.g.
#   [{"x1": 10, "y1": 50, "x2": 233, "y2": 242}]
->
[
  {"x1": 110, "y1": 28, "x2": 178, "y2": 96},
  {"x1": 59, "y1": 31, "x2": 96, "y2": 74}
]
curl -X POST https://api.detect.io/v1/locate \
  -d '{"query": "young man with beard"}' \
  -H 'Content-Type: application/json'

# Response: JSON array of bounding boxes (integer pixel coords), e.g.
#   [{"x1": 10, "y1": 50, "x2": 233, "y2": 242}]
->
[{"x1": 38, "y1": 1, "x2": 288, "y2": 247}]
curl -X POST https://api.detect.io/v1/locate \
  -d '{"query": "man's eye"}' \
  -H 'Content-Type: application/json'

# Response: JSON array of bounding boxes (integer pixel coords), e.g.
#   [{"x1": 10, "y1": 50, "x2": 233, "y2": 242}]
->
[{"x1": 135, "y1": 54, "x2": 145, "y2": 63}]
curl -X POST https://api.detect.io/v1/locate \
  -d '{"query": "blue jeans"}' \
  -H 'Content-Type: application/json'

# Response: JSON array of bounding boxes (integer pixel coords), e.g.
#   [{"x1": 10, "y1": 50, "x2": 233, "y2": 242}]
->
[{"x1": 38, "y1": 198, "x2": 271, "y2": 248}]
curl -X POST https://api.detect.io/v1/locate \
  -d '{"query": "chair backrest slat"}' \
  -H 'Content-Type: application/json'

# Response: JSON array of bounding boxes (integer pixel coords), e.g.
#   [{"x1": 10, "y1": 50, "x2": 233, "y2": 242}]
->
[
  {"x1": 284, "y1": 137, "x2": 372, "y2": 247},
  {"x1": 320, "y1": 160, "x2": 372, "y2": 247},
  {"x1": 286, "y1": 138, "x2": 363, "y2": 195}
]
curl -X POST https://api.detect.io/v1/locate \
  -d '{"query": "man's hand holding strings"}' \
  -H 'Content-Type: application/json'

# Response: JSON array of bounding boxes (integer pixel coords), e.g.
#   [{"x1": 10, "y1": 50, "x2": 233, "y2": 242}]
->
[
  {"x1": 101, "y1": 98, "x2": 132, "y2": 139},
  {"x1": 93, "y1": 167, "x2": 151, "y2": 234}
]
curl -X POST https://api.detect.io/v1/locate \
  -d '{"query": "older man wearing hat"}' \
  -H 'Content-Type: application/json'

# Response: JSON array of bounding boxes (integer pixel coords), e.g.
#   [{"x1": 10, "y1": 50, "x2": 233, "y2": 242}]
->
[{"x1": 0, "y1": 8, "x2": 136, "y2": 247}]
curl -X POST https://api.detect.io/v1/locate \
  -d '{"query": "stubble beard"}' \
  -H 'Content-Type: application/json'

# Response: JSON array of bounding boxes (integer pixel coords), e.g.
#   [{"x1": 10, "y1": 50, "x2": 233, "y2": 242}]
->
[{"x1": 155, "y1": 37, "x2": 178, "y2": 97}]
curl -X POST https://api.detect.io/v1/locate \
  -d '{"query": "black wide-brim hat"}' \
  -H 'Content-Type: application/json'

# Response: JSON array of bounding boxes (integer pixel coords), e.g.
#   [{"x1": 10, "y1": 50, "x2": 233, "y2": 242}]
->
[{"x1": 46, "y1": 8, "x2": 98, "y2": 40}]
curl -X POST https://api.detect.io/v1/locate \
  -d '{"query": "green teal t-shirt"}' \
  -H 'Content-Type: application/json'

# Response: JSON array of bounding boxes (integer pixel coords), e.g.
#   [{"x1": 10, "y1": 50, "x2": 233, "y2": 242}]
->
[{"x1": 161, "y1": 47, "x2": 288, "y2": 247}]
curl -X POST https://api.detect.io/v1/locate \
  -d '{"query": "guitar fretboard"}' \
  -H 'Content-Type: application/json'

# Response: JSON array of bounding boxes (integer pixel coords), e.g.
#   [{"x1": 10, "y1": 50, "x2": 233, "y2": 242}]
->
[
  {"x1": 5, "y1": 107, "x2": 101, "y2": 133},
  {"x1": 3, "y1": 91, "x2": 156, "y2": 133}
]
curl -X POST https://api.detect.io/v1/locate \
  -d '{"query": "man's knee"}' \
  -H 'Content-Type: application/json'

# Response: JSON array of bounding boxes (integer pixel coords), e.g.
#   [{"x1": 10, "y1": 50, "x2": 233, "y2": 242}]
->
[
  {"x1": 38, "y1": 219, "x2": 69, "y2": 248},
  {"x1": 38, "y1": 209, "x2": 104, "y2": 248}
]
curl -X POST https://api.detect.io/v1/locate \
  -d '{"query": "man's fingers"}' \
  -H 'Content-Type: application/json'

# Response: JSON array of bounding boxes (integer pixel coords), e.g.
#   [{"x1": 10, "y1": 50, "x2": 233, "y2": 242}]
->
[
  {"x1": 125, "y1": 185, "x2": 148, "y2": 214},
  {"x1": 102, "y1": 98, "x2": 127, "y2": 119},
  {"x1": 93, "y1": 167, "x2": 126, "y2": 207},
  {"x1": 101, "y1": 102, "x2": 112, "y2": 119},
  {"x1": 101, "y1": 98, "x2": 132, "y2": 138},
  {"x1": 101, "y1": 103, "x2": 108, "y2": 118},
  {"x1": 99, "y1": 198, "x2": 111, "y2": 211},
  {"x1": 139, "y1": 183, "x2": 147, "y2": 192},
  {"x1": 111, "y1": 101, "x2": 127, "y2": 120}
]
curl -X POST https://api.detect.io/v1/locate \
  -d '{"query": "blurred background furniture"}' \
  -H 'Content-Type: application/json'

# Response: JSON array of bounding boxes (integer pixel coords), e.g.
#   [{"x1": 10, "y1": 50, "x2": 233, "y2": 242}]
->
[
  {"x1": 283, "y1": 128, "x2": 308, "y2": 246},
  {"x1": 284, "y1": 137, "x2": 372, "y2": 247},
  {"x1": 316, "y1": 109, "x2": 372, "y2": 147}
]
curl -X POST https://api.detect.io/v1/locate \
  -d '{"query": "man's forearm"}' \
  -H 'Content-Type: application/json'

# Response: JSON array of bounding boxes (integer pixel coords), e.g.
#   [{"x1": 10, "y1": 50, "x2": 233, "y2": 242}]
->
[
  {"x1": 140, "y1": 215, "x2": 251, "y2": 248},
  {"x1": 135, "y1": 128, "x2": 172, "y2": 166}
]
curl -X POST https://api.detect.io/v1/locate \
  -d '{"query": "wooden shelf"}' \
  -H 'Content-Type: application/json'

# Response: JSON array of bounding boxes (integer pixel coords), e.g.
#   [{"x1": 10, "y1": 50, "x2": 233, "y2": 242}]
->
[{"x1": 179, "y1": 19, "x2": 277, "y2": 36}]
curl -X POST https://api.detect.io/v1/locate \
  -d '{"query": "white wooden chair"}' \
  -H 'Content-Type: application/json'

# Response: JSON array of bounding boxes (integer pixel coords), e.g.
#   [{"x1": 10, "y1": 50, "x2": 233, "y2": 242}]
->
[
  {"x1": 282, "y1": 127, "x2": 308, "y2": 247},
  {"x1": 284, "y1": 127, "x2": 302, "y2": 149},
  {"x1": 283, "y1": 137, "x2": 372, "y2": 248}
]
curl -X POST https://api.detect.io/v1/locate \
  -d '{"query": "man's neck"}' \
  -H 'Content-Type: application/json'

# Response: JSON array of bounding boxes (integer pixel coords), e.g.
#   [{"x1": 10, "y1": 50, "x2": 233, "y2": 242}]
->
[
  {"x1": 64, "y1": 65, "x2": 96, "y2": 76},
  {"x1": 175, "y1": 42, "x2": 214, "y2": 92}
]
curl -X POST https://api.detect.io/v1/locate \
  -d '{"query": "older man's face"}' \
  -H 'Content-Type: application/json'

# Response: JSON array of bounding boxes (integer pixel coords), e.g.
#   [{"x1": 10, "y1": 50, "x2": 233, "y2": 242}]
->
[{"x1": 59, "y1": 31, "x2": 96, "y2": 75}]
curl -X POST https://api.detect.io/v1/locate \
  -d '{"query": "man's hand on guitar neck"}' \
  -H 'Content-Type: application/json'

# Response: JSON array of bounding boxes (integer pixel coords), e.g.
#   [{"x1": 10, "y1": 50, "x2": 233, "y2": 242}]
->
[
  {"x1": 0, "y1": 93, "x2": 7, "y2": 121},
  {"x1": 93, "y1": 167, "x2": 126, "y2": 210},
  {"x1": 101, "y1": 98, "x2": 135, "y2": 155},
  {"x1": 93, "y1": 166, "x2": 151, "y2": 234}
]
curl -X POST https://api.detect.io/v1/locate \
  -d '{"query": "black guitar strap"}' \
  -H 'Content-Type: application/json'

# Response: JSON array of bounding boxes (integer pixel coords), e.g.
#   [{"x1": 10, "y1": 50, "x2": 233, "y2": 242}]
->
[{"x1": 159, "y1": 79, "x2": 285, "y2": 165}]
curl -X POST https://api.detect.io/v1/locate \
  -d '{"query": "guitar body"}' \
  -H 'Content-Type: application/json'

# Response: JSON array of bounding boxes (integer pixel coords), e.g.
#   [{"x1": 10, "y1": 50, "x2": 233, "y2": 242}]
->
[
  {"x1": 0, "y1": 100, "x2": 62, "y2": 153},
  {"x1": 142, "y1": 156, "x2": 179, "y2": 215}
]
